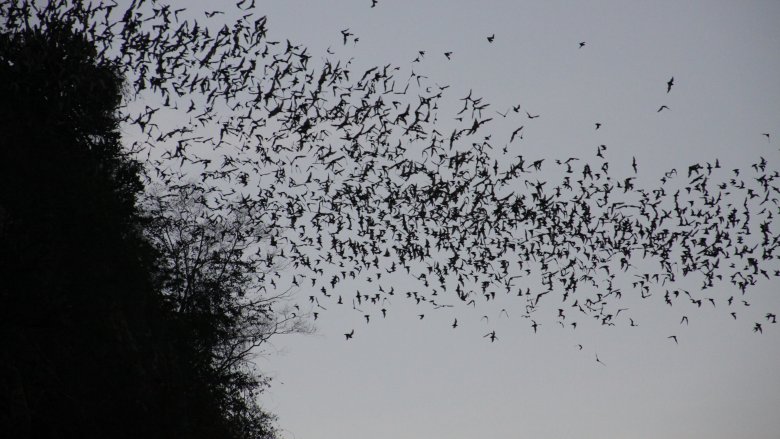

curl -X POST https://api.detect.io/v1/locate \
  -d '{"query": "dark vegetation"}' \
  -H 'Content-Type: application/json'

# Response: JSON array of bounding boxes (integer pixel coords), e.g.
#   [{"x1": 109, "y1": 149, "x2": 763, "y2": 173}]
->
[{"x1": 0, "y1": 15, "x2": 277, "y2": 439}]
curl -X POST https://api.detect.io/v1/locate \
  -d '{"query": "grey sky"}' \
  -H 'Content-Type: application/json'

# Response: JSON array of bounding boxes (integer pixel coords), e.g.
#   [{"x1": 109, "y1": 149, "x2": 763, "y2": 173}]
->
[{"x1": 180, "y1": 1, "x2": 780, "y2": 438}]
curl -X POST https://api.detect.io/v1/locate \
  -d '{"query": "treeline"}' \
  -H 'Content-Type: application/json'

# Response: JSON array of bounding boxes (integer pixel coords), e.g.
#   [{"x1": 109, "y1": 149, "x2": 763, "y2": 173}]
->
[{"x1": 0, "y1": 16, "x2": 277, "y2": 439}]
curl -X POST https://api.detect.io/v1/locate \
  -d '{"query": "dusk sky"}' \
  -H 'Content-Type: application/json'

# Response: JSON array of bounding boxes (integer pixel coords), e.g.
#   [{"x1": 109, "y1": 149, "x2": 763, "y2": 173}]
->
[{"x1": 177, "y1": 1, "x2": 779, "y2": 438}]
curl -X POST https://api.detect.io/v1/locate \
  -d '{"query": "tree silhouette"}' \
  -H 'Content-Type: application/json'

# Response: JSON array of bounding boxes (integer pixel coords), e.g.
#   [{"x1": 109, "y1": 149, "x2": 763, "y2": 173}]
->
[
  {"x1": 141, "y1": 182, "x2": 311, "y2": 387},
  {"x1": 0, "y1": 10, "x2": 278, "y2": 439}
]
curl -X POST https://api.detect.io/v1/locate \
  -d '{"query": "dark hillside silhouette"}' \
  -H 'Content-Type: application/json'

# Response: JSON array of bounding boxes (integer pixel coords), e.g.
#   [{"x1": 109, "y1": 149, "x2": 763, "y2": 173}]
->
[{"x1": 0, "y1": 19, "x2": 276, "y2": 439}]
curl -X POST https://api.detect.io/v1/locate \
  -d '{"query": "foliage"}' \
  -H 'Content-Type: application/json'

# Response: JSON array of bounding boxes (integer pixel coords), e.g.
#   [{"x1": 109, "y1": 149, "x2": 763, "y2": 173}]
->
[
  {"x1": 141, "y1": 182, "x2": 310, "y2": 401},
  {"x1": 0, "y1": 7, "x2": 280, "y2": 438}
]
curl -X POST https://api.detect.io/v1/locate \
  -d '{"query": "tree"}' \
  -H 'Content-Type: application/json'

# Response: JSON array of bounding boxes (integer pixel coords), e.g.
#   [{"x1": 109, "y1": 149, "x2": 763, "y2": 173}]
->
[
  {"x1": 0, "y1": 8, "x2": 280, "y2": 439},
  {"x1": 141, "y1": 182, "x2": 311, "y2": 400}
]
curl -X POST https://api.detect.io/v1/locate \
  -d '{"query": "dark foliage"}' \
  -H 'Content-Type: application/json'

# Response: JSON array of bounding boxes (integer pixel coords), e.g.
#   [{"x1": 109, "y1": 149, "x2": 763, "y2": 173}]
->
[{"x1": 0, "y1": 16, "x2": 276, "y2": 439}]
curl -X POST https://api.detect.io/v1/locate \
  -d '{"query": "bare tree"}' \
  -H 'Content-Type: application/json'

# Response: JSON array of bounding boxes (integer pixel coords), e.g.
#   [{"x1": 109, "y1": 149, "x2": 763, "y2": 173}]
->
[{"x1": 141, "y1": 183, "x2": 312, "y2": 374}]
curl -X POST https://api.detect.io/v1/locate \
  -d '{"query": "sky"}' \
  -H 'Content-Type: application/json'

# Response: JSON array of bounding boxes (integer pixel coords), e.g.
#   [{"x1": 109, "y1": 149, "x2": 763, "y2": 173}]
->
[{"x1": 174, "y1": 1, "x2": 780, "y2": 438}]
